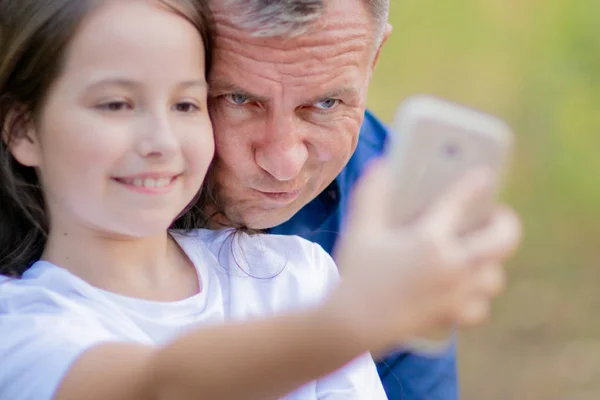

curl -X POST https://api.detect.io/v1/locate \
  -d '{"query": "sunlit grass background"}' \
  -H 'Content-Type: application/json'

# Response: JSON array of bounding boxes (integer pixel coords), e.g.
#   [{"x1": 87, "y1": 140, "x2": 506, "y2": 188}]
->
[{"x1": 368, "y1": 1, "x2": 600, "y2": 398}]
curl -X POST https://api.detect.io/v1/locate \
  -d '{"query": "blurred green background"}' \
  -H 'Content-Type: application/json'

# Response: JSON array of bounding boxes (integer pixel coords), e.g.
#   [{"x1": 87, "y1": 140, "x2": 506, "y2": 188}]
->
[{"x1": 368, "y1": 1, "x2": 600, "y2": 398}]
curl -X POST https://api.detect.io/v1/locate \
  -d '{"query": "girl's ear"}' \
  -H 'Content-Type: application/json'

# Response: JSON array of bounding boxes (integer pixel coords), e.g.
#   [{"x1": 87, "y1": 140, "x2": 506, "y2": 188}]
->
[{"x1": 2, "y1": 107, "x2": 42, "y2": 167}]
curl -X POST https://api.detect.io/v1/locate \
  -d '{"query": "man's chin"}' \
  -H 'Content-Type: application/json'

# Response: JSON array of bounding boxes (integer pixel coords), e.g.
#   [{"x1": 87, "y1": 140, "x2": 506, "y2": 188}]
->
[{"x1": 238, "y1": 207, "x2": 300, "y2": 230}]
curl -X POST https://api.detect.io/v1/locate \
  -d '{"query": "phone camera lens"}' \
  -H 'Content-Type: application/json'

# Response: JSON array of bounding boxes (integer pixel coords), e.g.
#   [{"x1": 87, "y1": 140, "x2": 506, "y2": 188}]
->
[{"x1": 443, "y1": 142, "x2": 460, "y2": 158}]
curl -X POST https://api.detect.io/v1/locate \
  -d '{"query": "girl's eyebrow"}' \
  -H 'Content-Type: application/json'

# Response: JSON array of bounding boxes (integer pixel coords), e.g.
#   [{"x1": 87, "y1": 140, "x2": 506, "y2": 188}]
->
[{"x1": 84, "y1": 78, "x2": 208, "y2": 91}]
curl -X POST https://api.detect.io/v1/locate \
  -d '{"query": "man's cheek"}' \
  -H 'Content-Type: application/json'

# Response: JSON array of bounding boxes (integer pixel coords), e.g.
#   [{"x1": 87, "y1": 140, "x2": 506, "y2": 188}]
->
[
  {"x1": 215, "y1": 125, "x2": 253, "y2": 155},
  {"x1": 314, "y1": 136, "x2": 352, "y2": 163},
  {"x1": 215, "y1": 139, "x2": 241, "y2": 165},
  {"x1": 317, "y1": 148, "x2": 333, "y2": 162}
]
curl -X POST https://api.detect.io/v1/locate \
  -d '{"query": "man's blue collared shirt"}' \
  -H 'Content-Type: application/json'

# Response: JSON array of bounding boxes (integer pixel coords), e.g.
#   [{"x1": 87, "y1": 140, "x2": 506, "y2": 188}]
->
[{"x1": 268, "y1": 110, "x2": 459, "y2": 400}]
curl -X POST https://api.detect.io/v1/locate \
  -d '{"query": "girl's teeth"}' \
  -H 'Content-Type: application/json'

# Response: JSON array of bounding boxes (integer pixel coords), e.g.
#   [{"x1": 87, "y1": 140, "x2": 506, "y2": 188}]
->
[{"x1": 127, "y1": 178, "x2": 172, "y2": 188}]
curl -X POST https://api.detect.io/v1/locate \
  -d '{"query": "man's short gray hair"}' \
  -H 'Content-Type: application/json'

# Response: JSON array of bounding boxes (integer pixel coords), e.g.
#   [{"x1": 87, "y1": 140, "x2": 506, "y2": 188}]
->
[{"x1": 220, "y1": 0, "x2": 389, "y2": 42}]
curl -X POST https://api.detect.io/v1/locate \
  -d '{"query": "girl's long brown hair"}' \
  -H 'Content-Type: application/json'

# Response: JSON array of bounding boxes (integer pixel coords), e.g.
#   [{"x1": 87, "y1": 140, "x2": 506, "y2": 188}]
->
[{"x1": 0, "y1": 0, "x2": 214, "y2": 277}]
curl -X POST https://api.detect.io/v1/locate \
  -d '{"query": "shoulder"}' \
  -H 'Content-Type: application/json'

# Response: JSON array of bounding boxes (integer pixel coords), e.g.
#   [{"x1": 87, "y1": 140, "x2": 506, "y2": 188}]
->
[
  {"x1": 185, "y1": 229, "x2": 340, "y2": 307},
  {"x1": 354, "y1": 109, "x2": 390, "y2": 163},
  {"x1": 223, "y1": 230, "x2": 337, "y2": 278},
  {"x1": 242, "y1": 233, "x2": 341, "y2": 302},
  {"x1": 0, "y1": 270, "x2": 117, "y2": 400},
  {"x1": 1, "y1": 262, "x2": 94, "y2": 315},
  {"x1": 239, "y1": 231, "x2": 336, "y2": 272},
  {"x1": 237, "y1": 233, "x2": 341, "y2": 308},
  {"x1": 359, "y1": 109, "x2": 390, "y2": 150},
  {"x1": 175, "y1": 228, "x2": 331, "y2": 271},
  {"x1": 0, "y1": 262, "x2": 119, "y2": 337},
  {"x1": 0, "y1": 262, "x2": 123, "y2": 346}
]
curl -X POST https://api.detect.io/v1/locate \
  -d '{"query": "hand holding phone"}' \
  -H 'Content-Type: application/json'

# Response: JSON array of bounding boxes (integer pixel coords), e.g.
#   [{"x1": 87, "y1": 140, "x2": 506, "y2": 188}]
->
[{"x1": 385, "y1": 95, "x2": 514, "y2": 353}]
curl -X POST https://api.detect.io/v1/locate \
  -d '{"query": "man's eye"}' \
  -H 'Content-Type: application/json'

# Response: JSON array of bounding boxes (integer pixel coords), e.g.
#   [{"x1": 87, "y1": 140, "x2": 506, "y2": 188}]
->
[
  {"x1": 97, "y1": 101, "x2": 132, "y2": 112},
  {"x1": 314, "y1": 98, "x2": 340, "y2": 110},
  {"x1": 225, "y1": 93, "x2": 250, "y2": 105}
]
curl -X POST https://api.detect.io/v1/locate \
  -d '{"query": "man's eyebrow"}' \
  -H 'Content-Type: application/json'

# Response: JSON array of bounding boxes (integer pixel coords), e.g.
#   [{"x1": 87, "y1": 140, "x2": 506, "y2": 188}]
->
[
  {"x1": 208, "y1": 78, "x2": 269, "y2": 103},
  {"x1": 305, "y1": 85, "x2": 361, "y2": 104}
]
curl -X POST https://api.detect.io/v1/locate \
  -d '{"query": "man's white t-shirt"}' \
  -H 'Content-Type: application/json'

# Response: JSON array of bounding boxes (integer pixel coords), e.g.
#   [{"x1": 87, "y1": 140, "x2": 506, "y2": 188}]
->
[{"x1": 0, "y1": 229, "x2": 386, "y2": 400}]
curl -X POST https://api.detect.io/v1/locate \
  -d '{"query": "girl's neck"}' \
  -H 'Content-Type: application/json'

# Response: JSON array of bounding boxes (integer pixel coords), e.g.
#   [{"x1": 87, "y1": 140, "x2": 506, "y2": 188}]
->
[{"x1": 41, "y1": 223, "x2": 200, "y2": 302}]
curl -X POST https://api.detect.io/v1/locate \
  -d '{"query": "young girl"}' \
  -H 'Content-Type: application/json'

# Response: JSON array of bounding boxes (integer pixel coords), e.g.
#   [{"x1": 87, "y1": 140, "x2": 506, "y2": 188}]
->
[{"x1": 0, "y1": 1, "x2": 521, "y2": 399}]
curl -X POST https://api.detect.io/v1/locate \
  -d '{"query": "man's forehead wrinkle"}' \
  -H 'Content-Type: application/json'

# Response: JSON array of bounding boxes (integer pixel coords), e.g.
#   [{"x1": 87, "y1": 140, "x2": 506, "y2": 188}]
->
[
  {"x1": 211, "y1": 10, "x2": 371, "y2": 100},
  {"x1": 215, "y1": 46, "x2": 362, "y2": 90},
  {"x1": 214, "y1": 18, "x2": 370, "y2": 56},
  {"x1": 215, "y1": 39, "x2": 363, "y2": 69},
  {"x1": 213, "y1": 35, "x2": 368, "y2": 84}
]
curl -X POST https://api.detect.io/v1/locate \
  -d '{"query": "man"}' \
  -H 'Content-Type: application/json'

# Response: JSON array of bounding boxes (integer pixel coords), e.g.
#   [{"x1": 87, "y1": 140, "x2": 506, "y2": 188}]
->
[{"x1": 207, "y1": 0, "x2": 458, "y2": 398}]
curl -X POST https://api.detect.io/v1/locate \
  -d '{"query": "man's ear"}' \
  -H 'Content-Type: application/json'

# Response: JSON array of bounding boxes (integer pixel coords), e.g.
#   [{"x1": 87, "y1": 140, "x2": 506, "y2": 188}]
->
[
  {"x1": 370, "y1": 23, "x2": 393, "y2": 75},
  {"x1": 2, "y1": 108, "x2": 42, "y2": 167}
]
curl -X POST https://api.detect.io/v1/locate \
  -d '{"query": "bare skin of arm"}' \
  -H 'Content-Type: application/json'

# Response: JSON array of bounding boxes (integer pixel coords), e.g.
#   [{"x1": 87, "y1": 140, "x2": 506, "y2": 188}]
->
[
  {"x1": 55, "y1": 165, "x2": 522, "y2": 400},
  {"x1": 56, "y1": 306, "x2": 371, "y2": 400}
]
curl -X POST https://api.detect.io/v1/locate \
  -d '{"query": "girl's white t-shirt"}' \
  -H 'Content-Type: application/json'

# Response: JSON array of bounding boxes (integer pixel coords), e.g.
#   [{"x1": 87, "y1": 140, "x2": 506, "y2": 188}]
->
[{"x1": 0, "y1": 229, "x2": 386, "y2": 400}]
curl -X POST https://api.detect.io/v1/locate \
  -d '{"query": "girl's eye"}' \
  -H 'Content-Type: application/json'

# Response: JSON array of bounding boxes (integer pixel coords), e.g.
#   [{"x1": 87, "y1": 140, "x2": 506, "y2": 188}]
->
[
  {"x1": 97, "y1": 101, "x2": 132, "y2": 112},
  {"x1": 174, "y1": 102, "x2": 200, "y2": 113}
]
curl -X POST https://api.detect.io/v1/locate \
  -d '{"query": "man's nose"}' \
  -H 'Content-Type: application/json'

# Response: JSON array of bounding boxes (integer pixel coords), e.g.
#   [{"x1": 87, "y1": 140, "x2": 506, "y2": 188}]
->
[{"x1": 254, "y1": 116, "x2": 308, "y2": 182}]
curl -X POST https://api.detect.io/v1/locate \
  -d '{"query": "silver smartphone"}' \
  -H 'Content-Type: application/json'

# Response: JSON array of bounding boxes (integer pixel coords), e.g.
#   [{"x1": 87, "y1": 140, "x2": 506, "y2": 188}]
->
[
  {"x1": 385, "y1": 94, "x2": 514, "y2": 353},
  {"x1": 387, "y1": 94, "x2": 514, "y2": 233}
]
